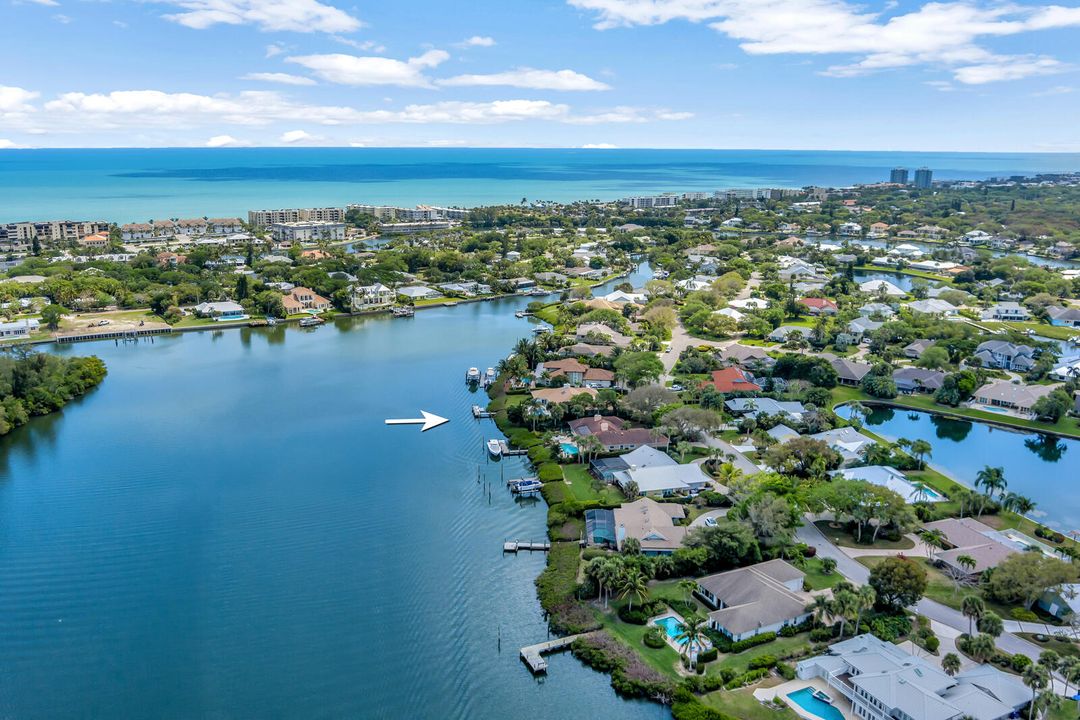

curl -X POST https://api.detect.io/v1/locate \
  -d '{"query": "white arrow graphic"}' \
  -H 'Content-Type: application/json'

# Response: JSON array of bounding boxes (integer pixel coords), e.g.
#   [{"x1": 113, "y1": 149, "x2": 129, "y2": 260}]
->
[{"x1": 384, "y1": 411, "x2": 450, "y2": 432}]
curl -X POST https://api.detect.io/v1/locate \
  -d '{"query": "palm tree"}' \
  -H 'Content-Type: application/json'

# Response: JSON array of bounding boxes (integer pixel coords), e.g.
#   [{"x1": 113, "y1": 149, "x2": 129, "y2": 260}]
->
[
  {"x1": 831, "y1": 589, "x2": 858, "y2": 639},
  {"x1": 853, "y1": 585, "x2": 876, "y2": 636},
  {"x1": 961, "y1": 595, "x2": 986, "y2": 636},
  {"x1": 975, "y1": 466, "x2": 1007, "y2": 501},
  {"x1": 1022, "y1": 664, "x2": 1049, "y2": 720},
  {"x1": 598, "y1": 560, "x2": 621, "y2": 608},
  {"x1": 618, "y1": 568, "x2": 649, "y2": 612},
  {"x1": 1058, "y1": 656, "x2": 1080, "y2": 699},
  {"x1": 810, "y1": 595, "x2": 833, "y2": 630},
  {"x1": 674, "y1": 614, "x2": 709, "y2": 669},
  {"x1": 942, "y1": 652, "x2": 962, "y2": 677},
  {"x1": 585, "y1": 557, "x2": 608, "y2": 602},
  {"x1": 968, "y1": 633, "x2": 997, "y2": 664},
  {"x1": 676, "y1": 441, "x2": 693, "y2": 463},
  {"x1": 920, "y1": 529, "x2": 947, "y2": 557},
  {"x1": 678, "y1": 579, "x2": 698, "y2": 605},
  {"x1": 909, "y1": 439, "x2": 932, "y2": 470},
  {"x1": 977, "y1": 611, "x2": 1004, "y2": 638}
]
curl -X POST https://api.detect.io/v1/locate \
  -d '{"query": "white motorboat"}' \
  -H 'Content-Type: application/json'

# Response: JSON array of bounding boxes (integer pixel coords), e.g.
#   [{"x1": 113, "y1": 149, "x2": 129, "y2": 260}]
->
[
  {"x1": 486, "y1": 439, "x2": 503, "y2": 457},
  {"x1": 466, "y1": 367, "x2": 481, "y2": 383}
]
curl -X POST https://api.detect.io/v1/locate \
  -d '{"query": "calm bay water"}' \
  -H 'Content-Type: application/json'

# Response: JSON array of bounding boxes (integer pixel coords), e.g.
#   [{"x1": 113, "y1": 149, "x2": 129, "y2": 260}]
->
[
  {"x1": 2, "y1": 148, "x2": 1079, "y2": 223},
  {"x1": 842, "y1": 406, "x2": 1080, "y2": 532},
  {"x1": 0, "y1": 271, "x2": 664, "y2": 718}
]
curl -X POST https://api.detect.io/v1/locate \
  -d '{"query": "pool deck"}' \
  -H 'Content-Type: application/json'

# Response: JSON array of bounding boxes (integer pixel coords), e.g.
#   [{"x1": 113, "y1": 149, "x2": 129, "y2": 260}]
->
[{"x1": 754, "y1": 678, "x2": 857, "y2": 720}]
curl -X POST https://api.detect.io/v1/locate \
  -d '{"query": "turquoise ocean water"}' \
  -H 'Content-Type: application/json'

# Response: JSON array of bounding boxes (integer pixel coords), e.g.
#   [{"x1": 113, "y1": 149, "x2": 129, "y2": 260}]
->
[{"x1": 1, "y1": 148, "x2": 1078, "y2": 223}]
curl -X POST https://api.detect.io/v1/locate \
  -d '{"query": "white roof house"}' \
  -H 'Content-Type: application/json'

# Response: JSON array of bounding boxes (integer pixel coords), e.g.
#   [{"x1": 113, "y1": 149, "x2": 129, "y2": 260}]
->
[
  {"x1": 613, "y1": 463, "x2": 713, "y2": 496},
  {"x1": 832, "y1": 465, "x2": 944, "y2": 503},
  {"x1": 713, "y1": 307, "x2": 745, "y2": 322},
  {"x1": 907, "y1": 299, "x2": 958, "y2": 316},
  {"x1": 859, "y1": 279, "x2": 906, "y2": 297},
  {"x1": 797, "y1": 635, "x2": 1028, "y2": 720},
  {"x1": 728, "y1": 297, "x2": 770, "y2": 310},
  {"x1": 396, "y1": 285, "x2": 441, "y2": 300}
]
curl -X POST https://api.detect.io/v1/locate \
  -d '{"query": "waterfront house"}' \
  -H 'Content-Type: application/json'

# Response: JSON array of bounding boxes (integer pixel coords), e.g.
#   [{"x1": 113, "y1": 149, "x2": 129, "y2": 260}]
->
[
  {"x1": 534, "y1": 271, "x2": 569, "y2": 287},
  {"x1": 584, "y1": 498, "x2": 686, "y2": 554},
  {"x1": 892, "y1": 367, "x2": 946, "y2": 394},
  {"x1": 396, "y1": 285, "x2": 442, "y2": 301},
  {"x1": 282, "y1": 287, "x2": 331, "y2": 314},
  {"x1": 981, "y1": 302, "x2": 1031, "y2": 322},
  {"x1": 831, "y1": 465, "x2": 943, "y2": 503},
  {"x1": 858, "y1": 279, "x2": 906, "y2": 297},
  {"x1": 194, "y1": 300, "x2": 246, "y2": 321},
  {"x1": 0, "y1": 318, "x2": 39, "y2": 339},
  {"x1": 590, "y1": 445, "x2": 676, "y2": 482},
  {"x1": 798, "y1": 297, "x2": 838, "y2": 316},
  {"x1": 1047, "y1": 305, "x2": 1080, "y2": 327},
  {"x1": 796, "y1": 634, "x2": 1028, "y2": 720},
  {"x1": 907, "y1": 299, "x2": 958, "y2": 316},
  {"x1": 971, "y1": 380, "x2": 1059, "y2": 415},
  {"x1": 701, "y1": 367, "x2": 761, "y2": 393},
  {"x1": 696, "y1": 560, "x2": 811, "y2": 642},
  {"x1": 725, "y1": 398, "x2": 805, "y2": 422},
  {"x1": 536, "y1": 359, "x2": 589, "y2": 386},
  {"x1": 830, "y1": 357, "x2": 873, "y2": 386},
  {"x1": 923, "y1": 517, "x2": 1018, "y2": 577},
  {"x1": 973, "y1": 341, "x2": 1035, "y2": 371},
  {"x1": 351, "y1": 282, "x2": 395, "y2": 310},
  {"x1": 530, "y1": 386, "x2": 598, "y2": 405},
  {"x1": 808, "y1": 427, "x2": 876, "y2": 465},
  {"x1": 903, "y1": 339, "x2": 934, "y2": 358},
  {"x1": 1050, "y1": 357, "x2": 1080, "y2": 382},
  {"x1": 1037, "y1": 584, "x2": 1080, "y2": 620},
  {"x1": 600, "y1": 290, "x2": 646, "y2": 305},
  {"x1": 613, "y1": 462, "x2": 713, "y2": 497}
]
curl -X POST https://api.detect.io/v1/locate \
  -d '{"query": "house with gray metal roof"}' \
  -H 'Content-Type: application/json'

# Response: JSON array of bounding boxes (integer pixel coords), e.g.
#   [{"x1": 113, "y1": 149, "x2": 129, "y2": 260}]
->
[{"x1": 797, "y1": 634, "x2": 1028, "y2": 720}]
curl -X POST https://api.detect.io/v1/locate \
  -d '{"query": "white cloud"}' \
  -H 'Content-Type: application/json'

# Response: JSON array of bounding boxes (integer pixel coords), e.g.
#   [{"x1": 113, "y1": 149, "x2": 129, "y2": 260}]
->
[
  {"x1": 160, "y1": 0, "x2": 361, "y2": 34},
  {"x1": 582, "y1": 143, "x2": 618, "y2": 148},
  {"x1": 1031, "y1": 85, "x2": 1074, "y2": 97},
  {"x1": 52, "y1": 13, "x2": 71, "y2": 23},
  {"x1": 265, "y1": 43, "x2": 285, "y2": 57},
  {"x1": 242, "y1": 72, "x2": 317, "y2": 85},
  {"x1": 206, "y1": 134, "x2": 247, "y2": 146},
  {"x1": 26, "y1": 0, "x2": 59, "y2": 6},
  {"x1": 460, "y1": 35, "x2": 496, "y2": 47},
  {"x1": 438, "y1": 68, "x2": 611, "y2": 91},
  {"x1": 0, "y1": 139, "x2": 26, "y2": 149},
  {"x1": 568, "y1": 0, "x2": 1080, "y2": 84},
  {"x1": 286, "y1": 49, "x2": 449, "y2": 87},
  {"x1": 0, "y1": 86, "x2": 40, "y2": 113},
  {"x1": 279, "y1": 129, "x2": 314, "y2": 143},
  {"x1": 28, "y1": 88, "x2": 692, "y2": 139}
]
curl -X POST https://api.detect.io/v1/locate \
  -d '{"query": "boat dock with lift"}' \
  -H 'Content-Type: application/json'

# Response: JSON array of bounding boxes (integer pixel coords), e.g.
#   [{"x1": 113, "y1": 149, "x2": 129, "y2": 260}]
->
[
  {"x1": 471, "y1": 405, "x2": 494, "y2": 419},
  {"x1": 519, "y1": 634, "x2": 585, "y2": 674}
]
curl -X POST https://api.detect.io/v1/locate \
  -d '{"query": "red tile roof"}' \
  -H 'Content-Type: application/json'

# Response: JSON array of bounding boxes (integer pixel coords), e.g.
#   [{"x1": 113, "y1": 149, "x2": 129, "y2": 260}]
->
[
  {"x1": 702, "y1": 367, "x2": 761, "y2": 393},
  {"x1": 798, "y1": 297, "x2": 838, "y2": 310}
]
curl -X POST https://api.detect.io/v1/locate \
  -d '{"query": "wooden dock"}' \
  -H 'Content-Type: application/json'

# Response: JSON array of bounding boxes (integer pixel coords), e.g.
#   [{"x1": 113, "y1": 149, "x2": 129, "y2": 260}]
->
[
  {"x1": 503, "y1": 540, "x2": 551, "y2": 553},
  {"x1": 55, "y1": 324, "x2": 173, "y2": 344},
  {"x1": 471, "y1": 405, "x2": 494, "y2": 419},
  {"x1": 499, "y1": 441, "x2": 527, "y2": 456},
  {"x1": 520, "y1": 634, "x2": 585, "y2": 674}
]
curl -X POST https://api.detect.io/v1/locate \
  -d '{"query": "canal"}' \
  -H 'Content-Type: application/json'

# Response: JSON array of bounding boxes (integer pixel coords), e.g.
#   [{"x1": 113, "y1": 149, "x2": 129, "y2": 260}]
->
[
  {"x1": 0, "y1": 268, "x2": 665, "y2": 718},
  {"x1": 837, "y1": 405, "x2": 1080, "y2": 533}
]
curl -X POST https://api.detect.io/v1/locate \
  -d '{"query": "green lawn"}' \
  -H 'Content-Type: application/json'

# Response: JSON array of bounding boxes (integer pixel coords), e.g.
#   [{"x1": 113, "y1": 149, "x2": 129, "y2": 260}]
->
[
  {"x1": 852, "y1": 265, "x2": 954, "y2": 283},
  {"x1": 814, "y1": 520, "x2": 915, "y2": 550},
  {"x1": 1045, "y1": 696, "x2": 1080, "y2": 720},
  {"x1": 981, "y1": 320, "x2": 1080, "y2": 342},
  {"x1": 712, "y1": 633, "x2": 813, "y2": 674},
  {"x1": 701, "y1": 682, "x2": 801, "y2": 720},
  {"x1": 562, "y1": 464, "x2": 624, "y2": 505},
  {"x1": 803, "y1": 557, "x2": 848, "y2": 591},
  {"x1": 593, "y1": 603, "x2": 685, "y2": 680}
]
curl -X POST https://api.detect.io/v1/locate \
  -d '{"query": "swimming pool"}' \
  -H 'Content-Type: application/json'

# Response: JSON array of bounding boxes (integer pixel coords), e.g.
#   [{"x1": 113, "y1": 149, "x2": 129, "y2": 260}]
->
[
  {"x1": 787, "y1": 688, "x2": 845, "y2": 720},
  {"x1": 560, "y1": 442, "x2": 579, "y2": 456},
  {"x1": 912, "y1": 483, "x2": 942, "y2": 500},
  {"x1": 653, "y1": 615, "x2": 684, "y2": 641}
]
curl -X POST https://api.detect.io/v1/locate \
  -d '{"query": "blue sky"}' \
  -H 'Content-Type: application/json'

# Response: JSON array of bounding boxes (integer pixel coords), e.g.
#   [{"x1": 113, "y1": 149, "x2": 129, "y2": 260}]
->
[{"x1": 2, "y1": 0, "x2": 1079, "y2": 150}]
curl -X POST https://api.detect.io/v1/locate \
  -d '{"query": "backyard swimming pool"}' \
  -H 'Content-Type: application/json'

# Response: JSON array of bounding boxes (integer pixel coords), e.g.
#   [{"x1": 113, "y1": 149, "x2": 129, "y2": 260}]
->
[
  {"x1": 560, "y1": 442, "x2": 579, "y2": 456},
  {"x1": 787, "y1": 688, "x2": 845, "y2": 720},
  {"x1": 653, "y1": 615, "x2": 684, "y2": 641}
]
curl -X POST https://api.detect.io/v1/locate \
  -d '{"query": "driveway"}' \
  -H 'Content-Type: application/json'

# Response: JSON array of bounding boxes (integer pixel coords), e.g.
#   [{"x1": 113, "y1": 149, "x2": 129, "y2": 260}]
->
[
  {"x1": 689, "y1": 508, "x2": 729, "y2": 529},
  {"x1": 796, "y1": 517, "x2": 1064, "y2": 681}
]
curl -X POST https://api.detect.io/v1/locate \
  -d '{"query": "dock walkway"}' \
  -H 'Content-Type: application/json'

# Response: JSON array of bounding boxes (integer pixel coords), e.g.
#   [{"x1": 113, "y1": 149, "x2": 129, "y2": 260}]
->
[
  {"x1": 498, "y1": 440, "x2": 527, "y2": 456},
  {"x1": 520, "y1": 634, "x2": 585, "y2": 674},
  {"x1": 503, "y1": 540, "x2": 550, "y2": 553}
]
